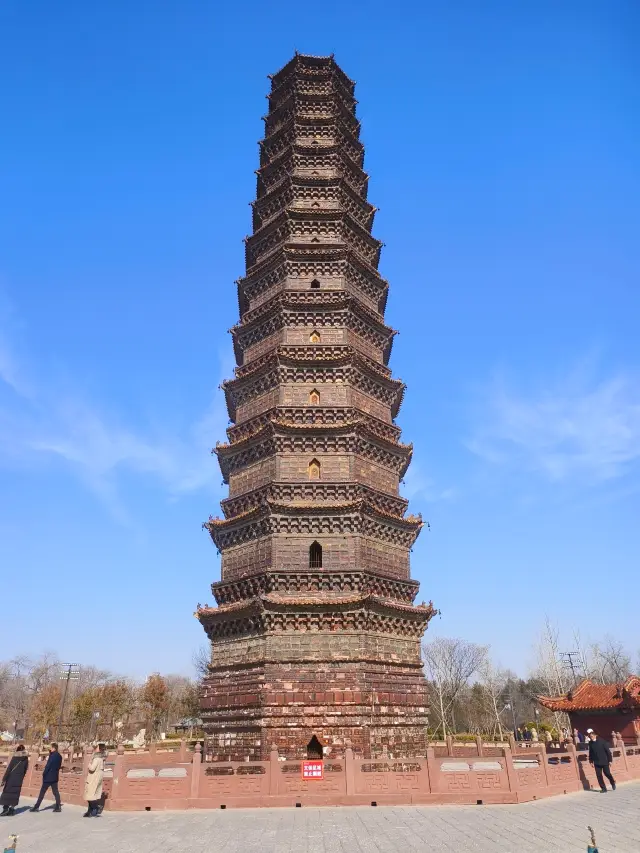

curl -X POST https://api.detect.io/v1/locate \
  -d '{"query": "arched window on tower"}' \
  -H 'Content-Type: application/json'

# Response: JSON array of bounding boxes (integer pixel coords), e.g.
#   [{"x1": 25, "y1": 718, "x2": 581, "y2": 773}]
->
[
  {"x1": 310, "y1": 279, "x2": 321, "y2": 289},
  {"x1": 308, "y1": 458, "x2": 321, "y2": 480},
  {"x1": 309, "y1": 330, "x2": 321, "y2": 343},
  {"x1": 309, "y1": 389, "x2": 320, "y2": 405},
  {"x1": 309, "y1": 541, "x2": 322, "y2": 569}
]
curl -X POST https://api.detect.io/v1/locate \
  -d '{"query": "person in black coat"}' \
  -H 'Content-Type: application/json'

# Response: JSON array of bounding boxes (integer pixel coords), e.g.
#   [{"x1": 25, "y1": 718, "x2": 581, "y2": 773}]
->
[
  {"x1": 30, "y1": 742, "x2": 63, "y2": 812},
  {"x1": 1, "y1": 745, "x2": 29, "y2": 816},
  {"x1": 587, "y1": 728, "x2": 616, "y2": 792}
]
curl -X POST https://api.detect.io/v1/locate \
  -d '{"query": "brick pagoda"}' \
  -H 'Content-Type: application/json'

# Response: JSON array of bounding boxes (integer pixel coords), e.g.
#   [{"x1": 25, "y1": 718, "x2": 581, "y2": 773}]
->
[{"x1": 197, "y1": 53, "x2": 435, "y2": 761}]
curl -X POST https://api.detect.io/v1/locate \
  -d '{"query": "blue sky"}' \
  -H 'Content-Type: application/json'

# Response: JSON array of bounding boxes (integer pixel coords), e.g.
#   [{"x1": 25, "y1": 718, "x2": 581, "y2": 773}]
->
[{"x1": 1, "y1": 0, "x2": 638, "y2": 679}]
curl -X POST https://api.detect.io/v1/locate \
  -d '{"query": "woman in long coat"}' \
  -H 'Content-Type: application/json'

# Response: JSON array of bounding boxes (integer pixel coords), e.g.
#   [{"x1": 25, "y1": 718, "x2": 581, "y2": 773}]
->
[
  {"x1": 83, "y1": 744, "x2": 105, "y2": 817},
  {"x1": 1, "y1": 745, "x2": 29, "y2": 816}
]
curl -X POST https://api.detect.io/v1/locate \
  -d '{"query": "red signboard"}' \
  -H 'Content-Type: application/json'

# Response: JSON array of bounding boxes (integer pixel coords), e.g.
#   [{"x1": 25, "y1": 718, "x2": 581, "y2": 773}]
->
[{"x1": 301, "y1": 760, "x2": 324, "y2": 780}]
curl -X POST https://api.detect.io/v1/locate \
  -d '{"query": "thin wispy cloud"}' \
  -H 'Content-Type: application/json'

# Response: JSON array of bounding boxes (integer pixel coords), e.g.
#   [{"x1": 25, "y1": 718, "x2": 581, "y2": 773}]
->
[
  {"x1": 402, "y1": 458, "x2": 456, "y2": 504},
  {"x1": 468, "y1": 361, "x2": 640, "y2": 485},
  {"x1": 0, "y1": 309, "x2": 230, "y2": 521}
]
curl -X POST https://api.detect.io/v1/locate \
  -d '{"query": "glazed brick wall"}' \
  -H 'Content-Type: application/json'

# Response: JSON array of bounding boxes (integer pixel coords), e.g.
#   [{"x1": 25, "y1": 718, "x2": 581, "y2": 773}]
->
[
  {"x1": 248, "y1": 282, "x2": 287, "y2": 312},
  {"x1": 277, "y1": 452, "x2": 350, "y2": 481},
  {"x1": 209, "y1": 636, "x2": 267, "y2": 668},
  {"x1": 348, "y1": 388, "x2": 391, "y2": 422},
  {"x1": 202, "y1": 653, "x2": 429, "y2": 759},
  {"x1": 221, "y1": 537, "x2": 273, "y2": 580},
  {"x1": 247, "y1": 279, "x2": 346, "y2": 314},
  {"x1": 272, "y1": 534, "x2": 356, "y2": 571},
  {"x1": 243, "y1": 331, "x2": 284, "y2": 363},
  {"x1": 359, "y1": 538, "x2": 409, "y2": 578},
  {"x1": 280, "y1": 383, "x2": 349, "y2": 407},
  {"x1": 346, "y1": 330, "x2": 384, "y2": 362},
  {"x1": 263, "y1": 631, "x2": 421, "y2": 664},
  {"x1": 285, "y1": 326, "x2": 346, "y2": 346},
  {"x1": 228, "y1": 458, "x2": 277, "y2": 496},
  {"x1": 206, "y1": 632, "x2": 421, "y2": 671},
  {"x1": 219, "y1": 532, "x2": 410, "y2": 580},
  {"x1": 235, "y1": 380, "x2": 390, "y2": 420},
  {"x1": 343, "y1": 282, "x2": 380, "y2": 314},
  {"x1": 284, "y1": 278, "x2": 344, "y2": 293},
  {"x1": 235, "y1": 388, "x2": 279, "y2": 422},
  {"x1": 354, "y1": 456, "x2": 399, "y2": 492}
]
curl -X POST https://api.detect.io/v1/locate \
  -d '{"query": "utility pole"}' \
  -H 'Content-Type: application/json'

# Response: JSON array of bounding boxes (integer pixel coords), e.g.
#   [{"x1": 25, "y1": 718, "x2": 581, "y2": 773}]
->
[
  {"x1": 57, "y1": 663, "x2": 80, "y2": 741},
  {"x1": 560, "y1": 652, "x2": 582, "y2": 686}
]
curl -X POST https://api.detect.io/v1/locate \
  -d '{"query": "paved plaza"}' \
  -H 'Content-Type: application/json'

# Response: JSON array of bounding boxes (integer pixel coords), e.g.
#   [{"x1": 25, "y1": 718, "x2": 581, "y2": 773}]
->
[{"x1": 5, "y1": 783, "x2": 639, "y2": 853}]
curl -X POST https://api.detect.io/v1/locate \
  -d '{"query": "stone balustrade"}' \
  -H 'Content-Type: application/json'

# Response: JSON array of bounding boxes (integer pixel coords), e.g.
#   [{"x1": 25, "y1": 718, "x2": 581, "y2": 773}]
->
[{"x1": 3, "y1": 735, "x2": 639, "y2": 810}]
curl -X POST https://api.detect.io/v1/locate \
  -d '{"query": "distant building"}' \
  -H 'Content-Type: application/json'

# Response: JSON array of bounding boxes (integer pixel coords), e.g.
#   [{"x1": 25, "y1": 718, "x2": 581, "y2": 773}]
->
[{"x1": 538, "y1": 677, "x2": 640, "y2": 744}]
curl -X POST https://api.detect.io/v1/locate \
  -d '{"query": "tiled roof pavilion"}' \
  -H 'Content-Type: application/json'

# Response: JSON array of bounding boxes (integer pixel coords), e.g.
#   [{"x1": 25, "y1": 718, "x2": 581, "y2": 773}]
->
[{"x1": 538, "y1": 677, "x2": 640, "y2": 713}]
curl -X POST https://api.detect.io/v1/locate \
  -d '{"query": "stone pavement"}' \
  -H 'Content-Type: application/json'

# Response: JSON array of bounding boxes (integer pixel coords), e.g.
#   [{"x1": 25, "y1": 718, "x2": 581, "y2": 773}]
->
[{"x1": 4, "y1": 782, "x2": 639, "y2": 853}]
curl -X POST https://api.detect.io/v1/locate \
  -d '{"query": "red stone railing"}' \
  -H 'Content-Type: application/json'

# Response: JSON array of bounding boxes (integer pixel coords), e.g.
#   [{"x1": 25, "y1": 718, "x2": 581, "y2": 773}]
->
[{"x1": 3, "y1": 734, "x2": 639, "y2": 810}]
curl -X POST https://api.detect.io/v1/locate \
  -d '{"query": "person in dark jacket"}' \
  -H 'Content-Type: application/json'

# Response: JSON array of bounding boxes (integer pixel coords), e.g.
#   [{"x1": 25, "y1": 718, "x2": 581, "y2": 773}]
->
[
  {"x1": 30, "y1": 742, "x2": 62, "y2": 812},
  {"x1": 0, "y1": 745, "x2": 29, "y2": 816},
  {"x1": 587, "y1": 729, "x2": 616, "y2": 792}
]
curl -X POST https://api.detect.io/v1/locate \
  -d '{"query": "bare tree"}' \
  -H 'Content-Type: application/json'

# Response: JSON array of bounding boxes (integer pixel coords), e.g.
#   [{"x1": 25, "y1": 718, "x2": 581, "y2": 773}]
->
[
  {"x1": 533, "y1": 618, "x2": 568, "y2": 696},
  {"x1": 531, "y1": 617, "x2": 570, "y2": 735},
  {"x1": 571, "y1": 629, "x2": 592, "y2": 681},
  {"x1": 477, "y1": 661, "x2": 511, "y2": 740},
  {"x1": 192, "y1": 645, "x2": 211, "y2": 680},
  {"x1": 591, "y1": 636, "x2": 632, "y2": 684},
  {"x1": 422, "y1": 637, "x2": 488, "y2": 737}
]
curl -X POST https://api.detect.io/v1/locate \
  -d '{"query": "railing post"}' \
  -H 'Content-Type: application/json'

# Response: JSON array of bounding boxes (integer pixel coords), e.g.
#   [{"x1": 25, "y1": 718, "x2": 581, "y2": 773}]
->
[
  {"x1": 475, "y1": 735, "x2": 484, "y2": 757},
  {"x1": 110, "y1": 743, "x2": 125, "y2": 808},
  {"x1": 148, "y1": 741, "x2": 157, "y2": 758},
  {"x1": 268, "y1": 745, "x2": 279, "y2": 796},
  {"x1": 502, "y1": 746, "x2": 519, "y2": 798},
  {"x1": 445, "y1": 735, "x2": 454, "y2": 756},
  {"x1": 424, "y1": 746, "x2": 435, "y2": 794},
  {"x1": 564, "y1": 742, "x2": 581, "y2": 782},
  {"x1": 179, "y1": 738, "x2": 187, "y2": 763},
  {"x1": 190, "y1": 743, "x2": 201, "y2": 800},
  {"x1": 26, "y1": 749, "x2": 38, "y2": 789},
  {"x1": 615, "y1": 733, "x2": 629, "y2": 774},
  {"x1": 508, "y1": 733, "x2": 517, "y2": 753},
  {"x1": 345, "y1": 748, "x2": 355, "y2": 797}
]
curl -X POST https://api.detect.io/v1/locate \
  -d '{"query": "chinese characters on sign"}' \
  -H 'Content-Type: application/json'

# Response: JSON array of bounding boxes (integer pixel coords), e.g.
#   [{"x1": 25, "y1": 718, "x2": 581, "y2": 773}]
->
[{"x1": 302, "y1": 760, "x2": 324, "y2": 780}]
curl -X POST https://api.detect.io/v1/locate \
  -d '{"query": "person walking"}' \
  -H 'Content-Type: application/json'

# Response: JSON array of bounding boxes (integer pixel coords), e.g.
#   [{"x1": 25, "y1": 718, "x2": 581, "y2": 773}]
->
[
  {"x1": 30, "y1": 742, "x2": 62, "y2": 813},
  {"x1": 83, "y1": 744, "x2": 105, "y2": 817},
  {"x1": 587, "y1": 729, "x2": 616, "y2": 792},
  {"x1": 0, "y1": 745, "x2": 29, "y2": 817}
]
